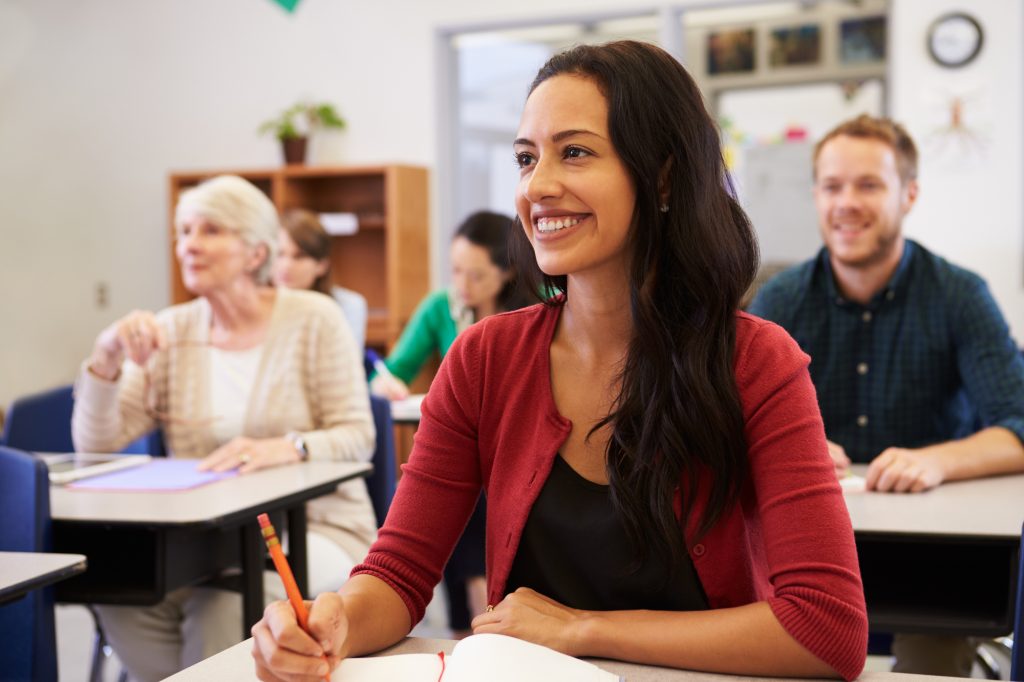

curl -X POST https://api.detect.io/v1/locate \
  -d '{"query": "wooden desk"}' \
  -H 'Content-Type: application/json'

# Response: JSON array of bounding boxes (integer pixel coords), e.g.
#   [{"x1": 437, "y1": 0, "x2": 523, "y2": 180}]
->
[
  {"x1": 167, "y1": 636, "x2": 950, "y2": 682},
  {"x1": 844, "y1": 465, "x2": 1023, "y2": 636},
  {"x1": 49, "y1": 461, "x2": 371, "y2": 631},
  {"x1": 0, "y1": 551, "x2": 86, "y2": 605}
]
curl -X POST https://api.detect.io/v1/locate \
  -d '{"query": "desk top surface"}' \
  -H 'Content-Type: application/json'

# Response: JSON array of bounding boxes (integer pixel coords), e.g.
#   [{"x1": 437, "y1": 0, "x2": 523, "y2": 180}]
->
[
  {"x1": 167, "y1": 636, "x2": 950, "y2": 682},
  {"x1": 844, "y1": 465, "x2": 1024, "y2": 538},
  {"x1": 50, "y1": 460, "x2": 371, "y2": 527},
  {"x1": 0, "y1": 551, "x2": 87, "y2": 602}
]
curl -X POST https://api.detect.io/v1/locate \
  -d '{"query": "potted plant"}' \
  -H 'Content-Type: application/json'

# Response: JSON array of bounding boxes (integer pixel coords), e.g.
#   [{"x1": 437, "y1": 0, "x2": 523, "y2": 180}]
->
[{"x1": 259, "y1": 100, "x2": 347, "y2": 165}]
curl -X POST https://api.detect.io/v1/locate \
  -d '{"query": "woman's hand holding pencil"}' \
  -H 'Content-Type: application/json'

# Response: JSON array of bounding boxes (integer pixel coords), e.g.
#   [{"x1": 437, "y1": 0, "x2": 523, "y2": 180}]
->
[
  {"x1": 252, "y1": 593, "x2": 350, "y2": 682},
  {"x1": 253, "y1": 513, "x2": 347, "y2": 682}
]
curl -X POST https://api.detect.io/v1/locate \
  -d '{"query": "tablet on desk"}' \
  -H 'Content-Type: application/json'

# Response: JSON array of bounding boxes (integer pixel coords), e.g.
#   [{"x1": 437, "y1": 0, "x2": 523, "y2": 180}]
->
[{"x1": 40, "y1": 453, "x2": 152, "y2": 485}]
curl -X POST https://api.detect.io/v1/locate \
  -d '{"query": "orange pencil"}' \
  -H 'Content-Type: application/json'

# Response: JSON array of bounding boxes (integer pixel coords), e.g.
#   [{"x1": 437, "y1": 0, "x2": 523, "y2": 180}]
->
[{"x1": 257, "y1": 513, "x2": 328, "y2": 680}]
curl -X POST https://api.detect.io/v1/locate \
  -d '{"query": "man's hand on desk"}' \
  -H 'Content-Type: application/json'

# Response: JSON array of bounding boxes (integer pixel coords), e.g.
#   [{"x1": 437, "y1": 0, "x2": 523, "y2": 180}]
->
[
  {"x1": 865, "y1": 447, "x2": 944, "y2": 493},
  {"x1": 198, "y1": 436, "x2": 303, "y2": 474},
  {"x1": 252, "y1": 594, "x2": 346, "y2": 681}
]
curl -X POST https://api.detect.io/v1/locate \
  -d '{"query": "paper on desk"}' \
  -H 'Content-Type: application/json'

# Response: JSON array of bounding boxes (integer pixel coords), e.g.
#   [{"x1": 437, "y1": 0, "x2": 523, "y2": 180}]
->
[
  {"x1": 839, "y1": 474, "x2": 866, "y2": 493},
  {"x1": 67, "y1": 459, "x2": 237, "y2": 492},
  {"x1": 391, "y1": 393, "x2": 426, "y2": 422}
]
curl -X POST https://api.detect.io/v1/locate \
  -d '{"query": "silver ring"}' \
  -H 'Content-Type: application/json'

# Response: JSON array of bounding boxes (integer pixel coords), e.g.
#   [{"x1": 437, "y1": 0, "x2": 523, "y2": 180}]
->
[{"x1": 238, "y1": 453, "x2": 251, "y2": 465}]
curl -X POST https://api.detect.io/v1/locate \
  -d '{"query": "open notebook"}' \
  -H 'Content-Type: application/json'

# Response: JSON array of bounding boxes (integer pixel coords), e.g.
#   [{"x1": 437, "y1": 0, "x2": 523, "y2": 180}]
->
[{"x1": 335, "y1": 634, "x2": 621, "y2": 681}]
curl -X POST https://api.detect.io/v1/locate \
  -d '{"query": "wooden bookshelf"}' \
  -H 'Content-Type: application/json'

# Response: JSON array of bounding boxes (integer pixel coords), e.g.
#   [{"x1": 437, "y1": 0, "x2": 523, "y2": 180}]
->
[{"x1": 167, "y1": 165, "x2": 430, "y2": 353}]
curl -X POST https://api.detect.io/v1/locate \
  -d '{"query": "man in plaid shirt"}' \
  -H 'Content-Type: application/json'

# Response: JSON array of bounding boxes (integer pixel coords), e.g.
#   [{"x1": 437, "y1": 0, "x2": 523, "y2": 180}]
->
[{"x1": 749, "y1": 114, "x2": 1024, "y2": 675}]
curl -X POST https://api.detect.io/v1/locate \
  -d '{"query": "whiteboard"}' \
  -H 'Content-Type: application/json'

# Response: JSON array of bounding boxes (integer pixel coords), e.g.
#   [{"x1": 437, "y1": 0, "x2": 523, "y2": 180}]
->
[{"x1": 721, "y1": 79, "x2": 885, "y2": 266}]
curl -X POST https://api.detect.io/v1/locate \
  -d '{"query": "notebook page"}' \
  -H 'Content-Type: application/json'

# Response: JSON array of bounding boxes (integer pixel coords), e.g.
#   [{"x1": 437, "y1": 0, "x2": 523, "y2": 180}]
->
[
  {"x1": 67, "y1": 459, "x2": 236, "y2": 492},
  {"x1": 334, "y1": 652, "x2": 440, "y2": 681},
  {"x1": 446, "y1": 634, "x2": 621, "y2": 682}
]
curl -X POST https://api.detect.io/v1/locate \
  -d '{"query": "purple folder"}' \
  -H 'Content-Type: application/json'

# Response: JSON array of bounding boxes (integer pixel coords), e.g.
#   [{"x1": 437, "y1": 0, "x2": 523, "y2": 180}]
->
[{"x1": 68, "y1": 459, "x2": 237, "y2": 492}]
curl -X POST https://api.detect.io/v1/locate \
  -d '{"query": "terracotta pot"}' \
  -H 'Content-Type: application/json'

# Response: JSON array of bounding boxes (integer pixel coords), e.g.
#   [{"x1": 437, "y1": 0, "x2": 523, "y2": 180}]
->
[{"x1": 281, "y1": 137, "x2": 308, "y2": 165}]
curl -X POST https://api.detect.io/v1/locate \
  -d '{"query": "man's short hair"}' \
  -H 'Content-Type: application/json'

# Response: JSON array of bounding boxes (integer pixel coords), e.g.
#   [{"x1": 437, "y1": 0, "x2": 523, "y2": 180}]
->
[{"x1": 813, "y1": 114, "x2": 918, "y2": 184}]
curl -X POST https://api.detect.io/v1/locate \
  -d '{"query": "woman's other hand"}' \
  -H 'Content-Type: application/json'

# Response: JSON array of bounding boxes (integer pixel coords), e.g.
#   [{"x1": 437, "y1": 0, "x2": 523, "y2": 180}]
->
[
  {"x1": 198, "y1": 436, "x2": 303, "y2": 473},
  {"x1": 470, "y1": 587, "x2": 587, "y2": 656},
  {"x1": 252, "y1": 593, "x2": 349, "y2": 682},
  {"x1": 369, "y1": 372, "x2": 411, "y2": 401},
  {"x1": 88, "y1": 310, "x2": 166, "y2": 380}
]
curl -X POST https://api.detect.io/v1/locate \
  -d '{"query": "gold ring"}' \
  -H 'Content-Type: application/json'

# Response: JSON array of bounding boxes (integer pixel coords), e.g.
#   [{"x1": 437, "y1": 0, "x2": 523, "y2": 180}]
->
[
  {"x1": 238, "y1": 453, "x2": 251, "y2": 465},
  {"x1": 485, "y1": 605, "x2": 494, "y2": 612}
]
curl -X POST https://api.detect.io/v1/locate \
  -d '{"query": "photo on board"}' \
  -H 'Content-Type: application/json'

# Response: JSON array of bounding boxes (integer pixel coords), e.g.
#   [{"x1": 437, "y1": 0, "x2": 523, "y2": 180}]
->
[
  {"x1": 840, "y1": 16, "x2": 887, "y2": 64},
  {"x1": 707, "y1": 28, "x2": 756, "y2": 75},
  {"x1": 769, "y1": 24, "x2": 821, "y2": 67}
]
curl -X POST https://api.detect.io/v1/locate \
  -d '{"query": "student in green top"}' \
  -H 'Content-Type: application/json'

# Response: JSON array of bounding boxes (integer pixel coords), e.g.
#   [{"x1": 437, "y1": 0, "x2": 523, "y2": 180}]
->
[
  {"x1": 370, "y1": 209, "x2": 531, "y2": 637},
  {"x1": 370, "y1": 210, "x2": 532, "y2": 400}
]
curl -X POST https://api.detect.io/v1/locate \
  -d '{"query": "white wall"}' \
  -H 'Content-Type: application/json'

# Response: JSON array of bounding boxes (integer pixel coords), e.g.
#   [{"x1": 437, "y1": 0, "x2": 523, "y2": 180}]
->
[
  {"x1": 1, "y1": 0, "x2": 1021, "y2": 409},
  {"x1": 0, "y1": 0, "x2": 606, "y2": 408},
  {"x1": 890, "y1": 0, "x2": 1024, "y2": 343}
]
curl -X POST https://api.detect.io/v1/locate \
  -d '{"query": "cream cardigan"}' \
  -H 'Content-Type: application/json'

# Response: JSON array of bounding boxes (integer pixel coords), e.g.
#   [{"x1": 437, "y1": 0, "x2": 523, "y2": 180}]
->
[{"x1": 72, "y1": 288, "x2": 377, "y2": 559}]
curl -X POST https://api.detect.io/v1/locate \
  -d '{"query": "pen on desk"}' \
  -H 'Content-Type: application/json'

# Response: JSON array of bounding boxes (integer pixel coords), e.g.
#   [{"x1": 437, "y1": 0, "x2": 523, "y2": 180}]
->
[{"x1": 257, "y1": 513, "x2": 330, "y2": 681}]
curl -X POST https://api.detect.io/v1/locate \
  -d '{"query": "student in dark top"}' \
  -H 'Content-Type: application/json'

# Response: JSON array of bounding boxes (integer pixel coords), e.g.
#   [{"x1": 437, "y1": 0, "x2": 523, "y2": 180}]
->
[
  {"x1": 749, "y1": 115, "x2": 1024, "y2": 493},
  {"x1": 251, "y1": 40, "x2": 867, "y2": 682},
  {"x1": 748, "y1": 114, "x2": 1024, "y2": 676}
]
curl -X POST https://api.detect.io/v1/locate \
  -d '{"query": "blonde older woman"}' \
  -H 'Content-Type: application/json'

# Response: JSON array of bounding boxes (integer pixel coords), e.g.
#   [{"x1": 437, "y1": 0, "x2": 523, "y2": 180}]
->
[{"x1": 72, "y1": 175, "x2": 376, "y2": 681}]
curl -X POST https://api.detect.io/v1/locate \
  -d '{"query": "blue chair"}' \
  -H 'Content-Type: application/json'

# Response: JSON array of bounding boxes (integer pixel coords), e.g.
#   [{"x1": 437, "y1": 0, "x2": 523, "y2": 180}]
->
[
  {"x1": 1, "y1": 384, "x2": 164, "y2": 456},
  {"x1": 365, "y1": 395, "x2": 397, "y2": 526},
  {"x1": 0, "y1": 445, "x2": 58, "y2": 682},
  {"x1": 2, "y1": 384, "x2": 161, "y2": 682},
  {"x1": 1012, "y1": 522, "x2": 1022, "y2": 681}
]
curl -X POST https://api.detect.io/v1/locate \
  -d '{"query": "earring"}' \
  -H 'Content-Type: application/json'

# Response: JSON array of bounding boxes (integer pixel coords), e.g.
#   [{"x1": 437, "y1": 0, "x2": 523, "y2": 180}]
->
[{"x1": 660, "y1": 203, "x2": 669, "y2": 213}]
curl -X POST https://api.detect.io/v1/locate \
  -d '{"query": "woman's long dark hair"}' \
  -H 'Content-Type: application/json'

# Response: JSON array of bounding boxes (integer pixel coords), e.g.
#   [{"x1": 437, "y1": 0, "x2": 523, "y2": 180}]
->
[
  {"x1": 455, "y1": 210, "x2": 533, "y2": 312},
  {"x1": 510, "y1": 41, "x2": 759, "y2": 576}
]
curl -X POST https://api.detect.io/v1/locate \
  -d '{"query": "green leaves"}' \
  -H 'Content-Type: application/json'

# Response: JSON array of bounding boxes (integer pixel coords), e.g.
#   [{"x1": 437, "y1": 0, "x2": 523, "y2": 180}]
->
[{"x1": 258, "y1": 101, "x2": 347, "y2": 140}]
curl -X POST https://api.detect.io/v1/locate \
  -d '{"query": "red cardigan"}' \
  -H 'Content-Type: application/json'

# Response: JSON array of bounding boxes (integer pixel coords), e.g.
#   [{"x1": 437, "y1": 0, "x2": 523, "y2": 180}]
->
[{"x1": 354, "y1": 304, "x2": 867, "y2": 680}]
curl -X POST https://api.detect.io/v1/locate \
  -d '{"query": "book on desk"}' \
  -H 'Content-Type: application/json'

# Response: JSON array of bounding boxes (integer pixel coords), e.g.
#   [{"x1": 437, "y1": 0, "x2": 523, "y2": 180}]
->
[{"x1": 336, "y1": 633, "x2": 620, "y2": 681}]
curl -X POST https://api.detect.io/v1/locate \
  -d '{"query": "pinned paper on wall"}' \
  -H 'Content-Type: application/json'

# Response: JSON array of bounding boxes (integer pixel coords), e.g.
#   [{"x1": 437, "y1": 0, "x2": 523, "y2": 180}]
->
[{"x1": 270, "y1": 0, "x2": 302, "y2": 14}]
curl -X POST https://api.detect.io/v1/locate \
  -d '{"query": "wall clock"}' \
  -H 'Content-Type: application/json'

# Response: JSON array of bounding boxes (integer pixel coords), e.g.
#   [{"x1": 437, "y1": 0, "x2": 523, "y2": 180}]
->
[{"x1": 927, "y1": 12, "x2": 983, "y2": 68}]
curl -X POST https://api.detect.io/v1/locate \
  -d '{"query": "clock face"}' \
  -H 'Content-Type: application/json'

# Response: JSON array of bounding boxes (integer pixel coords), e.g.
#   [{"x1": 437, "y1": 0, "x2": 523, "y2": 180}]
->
[{"x1": 928, "y1": 13, "x2": 983, "y2": 68}]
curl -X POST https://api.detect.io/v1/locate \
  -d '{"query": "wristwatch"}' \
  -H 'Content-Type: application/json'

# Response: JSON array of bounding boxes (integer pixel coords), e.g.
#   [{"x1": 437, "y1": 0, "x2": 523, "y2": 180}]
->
[{"x1": 285, "y1": 432, "x2": 309, "y2": 461}]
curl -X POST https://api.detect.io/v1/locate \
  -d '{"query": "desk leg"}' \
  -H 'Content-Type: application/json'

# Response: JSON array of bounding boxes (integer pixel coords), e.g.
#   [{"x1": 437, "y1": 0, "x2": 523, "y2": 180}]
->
[
  {"x1": 287, "y1": 506, "x2": 309, "y2": 597},
  {"x1": 241, "y1": 521, "x2": 264, "y2": 632}
]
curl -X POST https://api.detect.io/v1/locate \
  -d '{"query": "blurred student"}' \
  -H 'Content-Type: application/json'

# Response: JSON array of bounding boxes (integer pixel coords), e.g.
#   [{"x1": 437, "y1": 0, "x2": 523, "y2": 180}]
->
[
  {"x1": 749, "y1": 114, "x2": 1024, "y2": 674},
  {"x1": 369, "y1": 210, "x2": 531, "y2": 400},
  {"x1": 371, "y1": 209, "x2": 530, "y2": 637},
  {"x1": 73, "y1": 175, "x2": 376, "y2": 681},
  {"x1": 274, "y1": 208, "x2": 368, "y2": 351}
]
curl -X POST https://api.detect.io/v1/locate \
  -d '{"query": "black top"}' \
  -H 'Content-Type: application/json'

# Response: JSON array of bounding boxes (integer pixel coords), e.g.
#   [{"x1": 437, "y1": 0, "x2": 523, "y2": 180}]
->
[{"x1": 505, "y1": 454, "x2": 708, "y2": 612}]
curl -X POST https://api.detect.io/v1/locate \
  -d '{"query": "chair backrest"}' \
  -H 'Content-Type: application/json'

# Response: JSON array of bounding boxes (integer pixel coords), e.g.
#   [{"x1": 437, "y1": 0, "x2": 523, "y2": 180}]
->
[
  {"x1": 2, "y1": 383, "x2": 165, "y2": 456},
  {"x1": 2, "y1": 385, "x2": 75, "y2": 452},
  {"x1": 1012, "y1": 522, "x2": 1023, "y2": 681},
  {"x1": 0, "y1": 445, "x2": 58, "y2": 682},
  {"x1": 365, "y1": 395, "x2": 397, "y2": 526}
]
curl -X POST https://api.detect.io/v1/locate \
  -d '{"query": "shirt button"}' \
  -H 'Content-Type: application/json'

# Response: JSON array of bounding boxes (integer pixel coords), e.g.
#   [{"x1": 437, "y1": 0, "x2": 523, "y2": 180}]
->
[
  {"x1": 885, "y1": 290, "x2": 895, "y2": 301},
  {"x1": 692, "y1": 543, "x2": 706, "y2": 557},
  {"x1": 862, "y1": 311, "x2": 872, "y2": 322},
  {"x1": 835, "y1": 297, "x2": 844, "y2": 306},
  {"x1": 857, "y1": 415, "x2": 869, "y2": 427},
  {"x1": 857, "y1": 362, "x2": 869, "y2": 375}
]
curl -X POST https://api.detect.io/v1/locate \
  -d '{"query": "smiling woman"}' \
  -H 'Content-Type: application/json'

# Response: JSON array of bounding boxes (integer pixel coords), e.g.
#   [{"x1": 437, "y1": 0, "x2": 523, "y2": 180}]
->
[{"x1": 251, "y1": 41, "x2": 867, "y2": 682}]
